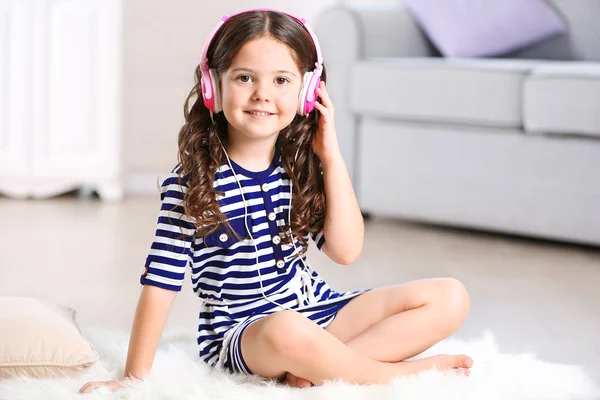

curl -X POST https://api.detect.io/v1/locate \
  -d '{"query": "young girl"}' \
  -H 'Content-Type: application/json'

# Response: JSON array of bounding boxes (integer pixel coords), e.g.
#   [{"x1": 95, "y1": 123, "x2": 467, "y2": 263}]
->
[{"x1": 79, "y1": 9, "x2": 472, "y2": 393}]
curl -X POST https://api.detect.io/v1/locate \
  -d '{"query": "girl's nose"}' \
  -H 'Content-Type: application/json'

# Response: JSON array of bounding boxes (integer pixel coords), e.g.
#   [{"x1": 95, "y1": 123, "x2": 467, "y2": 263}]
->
[{"x1": 252, "y1": 82, "x2": 271, "y2": 102}]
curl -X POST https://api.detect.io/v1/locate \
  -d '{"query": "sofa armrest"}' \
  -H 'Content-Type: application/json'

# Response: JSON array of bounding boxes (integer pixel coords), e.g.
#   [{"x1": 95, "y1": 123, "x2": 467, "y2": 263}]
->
[
  {"x1": 316, "y1": 4, "x2": 433, "y2": 60},
  {"x1": 314, "y1": 4, "x2": 433, "y2": 191}
]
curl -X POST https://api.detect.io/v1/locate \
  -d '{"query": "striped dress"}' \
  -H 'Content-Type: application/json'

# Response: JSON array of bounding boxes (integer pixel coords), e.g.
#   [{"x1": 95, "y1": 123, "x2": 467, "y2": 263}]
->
[{"x1": 140, "y1": 151, "x2": 366, "y2": 374}]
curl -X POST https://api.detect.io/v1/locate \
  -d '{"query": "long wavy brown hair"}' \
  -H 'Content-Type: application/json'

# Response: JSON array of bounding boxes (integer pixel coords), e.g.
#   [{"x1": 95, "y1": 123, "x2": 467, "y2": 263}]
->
[{"x1": 177, "y1": 10, "x2": 327, "y2": 251}]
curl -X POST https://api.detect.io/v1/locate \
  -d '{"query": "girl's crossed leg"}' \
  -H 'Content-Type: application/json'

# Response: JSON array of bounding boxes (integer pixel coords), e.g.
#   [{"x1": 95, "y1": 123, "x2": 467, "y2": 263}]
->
[{"x1": 240, "y1": 278, "x2": 472, "y2": 387}]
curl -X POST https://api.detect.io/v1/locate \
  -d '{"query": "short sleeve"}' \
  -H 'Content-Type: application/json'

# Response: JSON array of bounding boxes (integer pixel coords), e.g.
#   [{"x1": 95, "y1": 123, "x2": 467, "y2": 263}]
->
[
  {"x1": 140, "y1": 168, "x2": 195, "y2": 291},
  {"x1": 309, "y1": 229, "x2": 326, "y2": 251}
]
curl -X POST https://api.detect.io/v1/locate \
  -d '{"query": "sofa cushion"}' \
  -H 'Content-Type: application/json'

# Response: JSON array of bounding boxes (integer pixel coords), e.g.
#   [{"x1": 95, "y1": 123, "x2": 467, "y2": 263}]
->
[
  {"x1": 524, "y1": 63, "x2": 600, "y2": 138},
  {"x1": 350, "y1": 58, "x2": 541, "y2": 128},
  {"x1": 403, "y1": 0, "x2": 567, "y2": 58}
]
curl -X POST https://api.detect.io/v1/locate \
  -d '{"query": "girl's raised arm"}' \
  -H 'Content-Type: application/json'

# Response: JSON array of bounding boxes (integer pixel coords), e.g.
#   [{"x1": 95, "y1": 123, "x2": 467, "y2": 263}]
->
[{"x1": 313, "y1": 82, "x2": 364, "y2": 265}]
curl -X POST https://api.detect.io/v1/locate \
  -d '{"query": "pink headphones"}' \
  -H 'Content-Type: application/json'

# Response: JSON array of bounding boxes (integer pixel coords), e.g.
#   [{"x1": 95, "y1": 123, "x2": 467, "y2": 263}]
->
[{"x1": 199, "y1": 9, "x2": 323, "y2": 117}]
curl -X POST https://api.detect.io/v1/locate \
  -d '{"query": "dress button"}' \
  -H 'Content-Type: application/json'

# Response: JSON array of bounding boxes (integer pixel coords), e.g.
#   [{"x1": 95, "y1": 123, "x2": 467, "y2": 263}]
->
[
  {"x1": 267, "y1": 212, "x2": 276, "y2": 221},
  {"x1": 219, "y1": 233, "x2": 228, "y2": 243},
  {"x1": 272, "y1": 235, "x2": 281, "y2": 245},
  {"x1": 276, "y1": 259, "x2": 285, "y2": 269},
  {"x1": 261, "y1": 183, "x2": 269, "y2": 192}
]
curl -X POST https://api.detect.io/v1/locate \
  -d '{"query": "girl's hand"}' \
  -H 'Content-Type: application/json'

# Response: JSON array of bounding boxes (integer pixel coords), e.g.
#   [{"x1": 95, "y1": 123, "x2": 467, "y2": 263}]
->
[
  {"x1": 312, "y1": 81, "x2": 341, "y2": 164},
  {"x1": 78, "y1": 379, "x2": 129, "y2": 394}
]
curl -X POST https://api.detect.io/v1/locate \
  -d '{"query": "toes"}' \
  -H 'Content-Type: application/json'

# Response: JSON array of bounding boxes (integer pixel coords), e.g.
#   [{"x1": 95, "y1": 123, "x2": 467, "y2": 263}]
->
[
  {"x1": 297, "y1": 378, "x2": 312, "y2": 388},
  {"x1": 284, "y1": 372, "x2": 297, "y2": 387},
  {"x1": 283, "y1": 372, "x2": 313, "y2": 388},
  {"x1": 456, "y1": 355, "x2": 473, "y2": 369}
]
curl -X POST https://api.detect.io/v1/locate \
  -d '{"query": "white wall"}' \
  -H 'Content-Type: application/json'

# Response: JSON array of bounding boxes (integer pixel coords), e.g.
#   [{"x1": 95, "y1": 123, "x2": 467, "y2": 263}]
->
[{"x1": 123, "y1": 0, "x2": 397, "y2": 193}]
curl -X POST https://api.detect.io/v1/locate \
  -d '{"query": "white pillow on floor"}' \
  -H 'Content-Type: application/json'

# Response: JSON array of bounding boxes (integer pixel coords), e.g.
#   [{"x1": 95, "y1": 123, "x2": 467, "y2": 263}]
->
[{"x1": 0, "y1": 297, "x2": 99, "y2": 379}]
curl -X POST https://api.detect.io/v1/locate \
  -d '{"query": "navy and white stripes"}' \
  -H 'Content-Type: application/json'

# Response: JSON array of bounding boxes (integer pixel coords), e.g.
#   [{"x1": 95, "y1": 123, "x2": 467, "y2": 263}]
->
[{"x1": 141, "y1": 153, "x2": 366, "y2": 373}]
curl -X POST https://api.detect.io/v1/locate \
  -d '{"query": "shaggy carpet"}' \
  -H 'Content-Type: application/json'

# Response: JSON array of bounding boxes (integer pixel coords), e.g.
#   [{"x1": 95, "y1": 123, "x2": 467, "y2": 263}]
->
[{"x1": 0, "y1": 326, "x2": 598, "y2": 400}]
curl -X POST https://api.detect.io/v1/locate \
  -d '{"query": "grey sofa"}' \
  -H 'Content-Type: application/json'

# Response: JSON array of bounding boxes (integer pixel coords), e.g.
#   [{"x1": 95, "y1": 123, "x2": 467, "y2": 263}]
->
[{"x1": 315, "y1": 1, "x2": 600, "y2": 246}]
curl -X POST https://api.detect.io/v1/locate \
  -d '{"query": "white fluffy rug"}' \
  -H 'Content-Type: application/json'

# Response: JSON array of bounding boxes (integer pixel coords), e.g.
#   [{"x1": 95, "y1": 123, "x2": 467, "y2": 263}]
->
[{"x1": 0, "y1": 326, "x2": 598, "y2": 400}]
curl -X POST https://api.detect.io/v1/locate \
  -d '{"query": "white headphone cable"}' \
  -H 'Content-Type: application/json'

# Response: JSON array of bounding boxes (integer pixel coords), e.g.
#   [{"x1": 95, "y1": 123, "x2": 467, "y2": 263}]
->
[{"x1": 218, "y1": 139, "x2": 291, "y2": 311}]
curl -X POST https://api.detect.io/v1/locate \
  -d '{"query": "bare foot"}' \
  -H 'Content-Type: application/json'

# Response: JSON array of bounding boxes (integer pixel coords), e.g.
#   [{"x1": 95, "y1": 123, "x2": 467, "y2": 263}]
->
[
  {"x1": 405, "y1": 354, "x2": 473, "y2": 376},
  {"x1": 282, "y1": 371, "x2": 313, "y2": 388},
  {"x1": 433, "y1": 354, "x2": 472, "y2": 375}
]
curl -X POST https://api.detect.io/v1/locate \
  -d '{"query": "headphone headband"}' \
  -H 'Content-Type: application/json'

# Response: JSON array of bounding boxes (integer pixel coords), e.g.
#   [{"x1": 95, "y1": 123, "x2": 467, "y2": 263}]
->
[
  {"x1": 199, "y1": 8, "x2": 323, "y2": 116},
  {"x1": 200, "y1": 9, "x2": 323, "y2": 75}
]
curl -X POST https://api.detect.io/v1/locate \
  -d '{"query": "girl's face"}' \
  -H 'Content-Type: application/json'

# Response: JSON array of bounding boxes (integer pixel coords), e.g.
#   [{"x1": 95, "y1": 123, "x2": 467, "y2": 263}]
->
[{"x1": 220, "y1": 36, "x2": 303, "y2": 144}]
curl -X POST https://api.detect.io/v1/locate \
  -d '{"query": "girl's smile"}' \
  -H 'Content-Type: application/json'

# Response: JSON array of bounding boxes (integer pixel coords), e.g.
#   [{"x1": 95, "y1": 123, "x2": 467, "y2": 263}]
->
[{"x1": 244, "y1": 109, "x2": 276, "y2": 119}]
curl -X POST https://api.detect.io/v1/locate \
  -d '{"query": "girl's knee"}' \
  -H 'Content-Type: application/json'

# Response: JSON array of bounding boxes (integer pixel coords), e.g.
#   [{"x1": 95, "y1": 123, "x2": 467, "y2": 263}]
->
[
  {"x1": 259, "y1": 311, "x2": 319, "y2": 360},
  {"x1": 437, "y1": 278, "x2": 470, "y2": 330}
]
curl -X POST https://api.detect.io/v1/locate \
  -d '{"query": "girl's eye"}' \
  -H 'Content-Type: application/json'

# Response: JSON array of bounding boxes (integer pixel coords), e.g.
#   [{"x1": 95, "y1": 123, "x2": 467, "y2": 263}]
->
[
  {"x1": 237, "y1": 75, "x2": 252, "y2": 83},
  {"x1": 275, "y1": 77, "x2": 289, "y2": 85}
]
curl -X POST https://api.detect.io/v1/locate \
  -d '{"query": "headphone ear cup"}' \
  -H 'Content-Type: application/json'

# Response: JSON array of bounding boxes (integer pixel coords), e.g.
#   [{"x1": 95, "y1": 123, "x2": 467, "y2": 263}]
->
[
  {"x1": 201, "y1": 69, "x2": 214, "y2": 112},
  {"x1": 297, "y1": 72, "x2": 313, "y2": 116},
  {"x1": 210, "y1": 69, "x2": 222, "y2": 113}
]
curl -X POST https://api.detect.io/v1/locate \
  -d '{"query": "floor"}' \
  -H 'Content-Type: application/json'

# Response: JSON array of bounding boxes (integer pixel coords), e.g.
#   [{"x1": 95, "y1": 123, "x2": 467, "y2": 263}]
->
[{"x1": 1, "y1": 194, "x2": 599, "y2": 383}]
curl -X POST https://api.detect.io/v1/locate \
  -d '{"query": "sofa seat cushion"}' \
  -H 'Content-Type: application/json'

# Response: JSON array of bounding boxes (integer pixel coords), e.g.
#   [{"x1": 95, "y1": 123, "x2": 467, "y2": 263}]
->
[
  {"x1": 524, "y1": 63, "x2": 600, "y2": 138},
  {"x1": 350, "y1": 58, "x2": 541, "y2": 128}
]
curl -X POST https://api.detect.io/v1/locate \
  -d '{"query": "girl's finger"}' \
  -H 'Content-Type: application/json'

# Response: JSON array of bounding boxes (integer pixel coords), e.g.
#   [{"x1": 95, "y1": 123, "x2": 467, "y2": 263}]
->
[
  {"x1": 315, "y1": 101, "x2": 334, "y2": 124},
  {"x1": 313, "y1": 101, "x2": 328, "y2": 120},
  {"x1": 316, "y1": 85, "x2": 334, "y2": 112},
  {"x1": 79, "y1": 382, "x2": 94, "y2": 393}
]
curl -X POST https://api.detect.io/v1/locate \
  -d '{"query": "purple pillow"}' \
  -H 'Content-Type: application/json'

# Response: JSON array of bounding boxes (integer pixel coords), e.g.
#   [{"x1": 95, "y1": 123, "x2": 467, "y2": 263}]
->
[{"x1": 403, "y1": 0, "x2": 568, "y2": 58}]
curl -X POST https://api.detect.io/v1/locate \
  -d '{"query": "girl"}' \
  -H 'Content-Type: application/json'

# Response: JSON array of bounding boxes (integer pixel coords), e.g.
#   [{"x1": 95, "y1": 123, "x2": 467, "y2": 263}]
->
[{"x1": 79, "y1": 9, "x2": 472, "y2": 393}]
